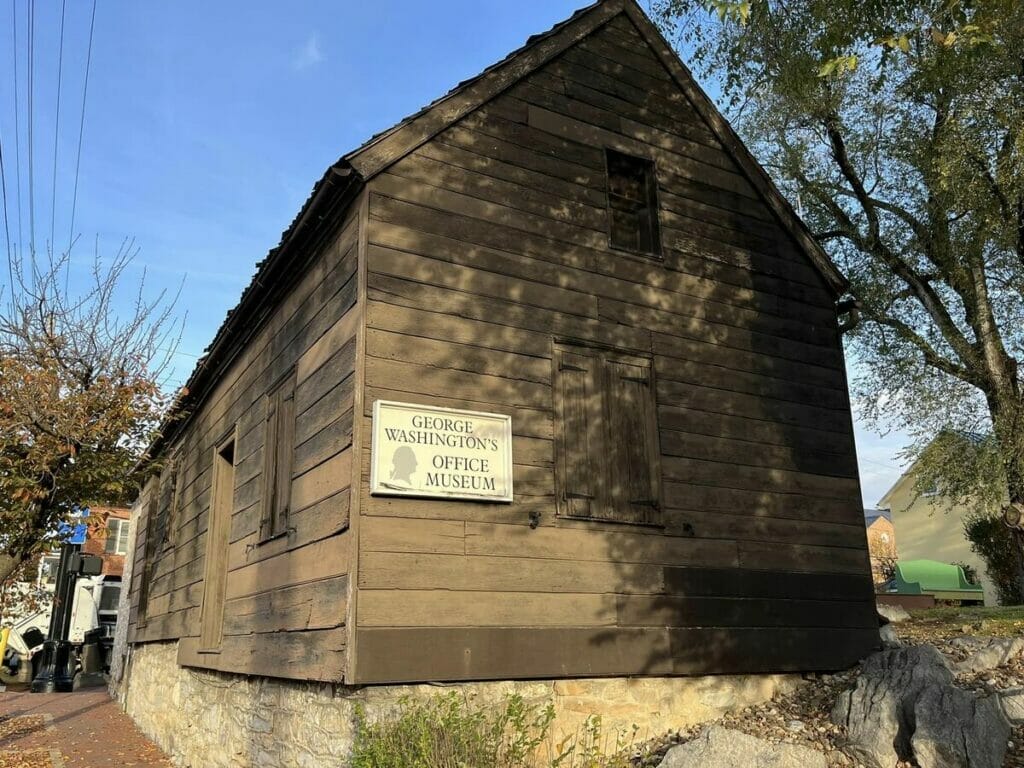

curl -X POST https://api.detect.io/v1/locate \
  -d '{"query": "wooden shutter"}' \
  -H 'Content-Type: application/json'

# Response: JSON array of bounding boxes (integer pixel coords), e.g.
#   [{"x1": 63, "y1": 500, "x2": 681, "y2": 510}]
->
[
  {"x1": 146, "y1": 458, "x2": 177, "y2": 556},
  {"x1": 137, "y1": 484, "x2": 161, "y2": 624},
  {"x1": 260, "y1": 370, "x2": 296, "y2": 540},
  {"x1": 158, "y1": 457, "x2": 179, "y2": 551},
  {"x1": 604, "y1": 358, "x2": 662, "y2": 525},
  {"x1": 554, "y1": 348, "x2": 604, "y2": 519}
]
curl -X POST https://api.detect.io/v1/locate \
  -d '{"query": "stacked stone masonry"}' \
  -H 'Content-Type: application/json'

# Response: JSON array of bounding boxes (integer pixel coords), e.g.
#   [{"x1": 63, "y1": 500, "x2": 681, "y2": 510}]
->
[{"x1": 120, "y1": 641, "x2": 801, "y2": 768}]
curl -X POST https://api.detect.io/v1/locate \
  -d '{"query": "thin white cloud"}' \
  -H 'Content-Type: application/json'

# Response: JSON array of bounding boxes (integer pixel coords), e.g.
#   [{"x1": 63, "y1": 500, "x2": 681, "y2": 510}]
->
[{"x1": 292, "y1": 34, "x2": 324, "y2": 71}]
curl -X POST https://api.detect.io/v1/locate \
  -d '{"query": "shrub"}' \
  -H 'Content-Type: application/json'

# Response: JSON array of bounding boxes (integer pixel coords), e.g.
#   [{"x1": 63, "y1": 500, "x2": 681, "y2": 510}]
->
[
  {"x1": 350, "y1": 692, "x2": 555, "y2": 768},
  {"x1": 964, "y1": 511, "x2": 1024, "y2": 605},
  {"x1": 350, "y1": 693, "x2": 650, "y2": 768}
]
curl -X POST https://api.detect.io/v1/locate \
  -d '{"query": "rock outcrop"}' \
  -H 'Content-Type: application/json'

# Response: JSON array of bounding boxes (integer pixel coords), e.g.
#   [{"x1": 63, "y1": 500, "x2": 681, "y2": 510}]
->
[
  {"x1": 954, "y1": 636, "x2": 1024, "y2": 676},
  {"x1": 1001, "y1": 686, "x2": 1024, "y2": 724},
  {"x1": 658, "y1": 726, "x2": 828, "y2": 768},
  {"x1": 832, "y1": 645, "x2": 1010, "y2": 768},
  {"x1": 911, "y1": 684, "x2": 1010, "y2": 768},
  {"x1": 876, "y1": 603, "x2": 911, "y2": 624}
]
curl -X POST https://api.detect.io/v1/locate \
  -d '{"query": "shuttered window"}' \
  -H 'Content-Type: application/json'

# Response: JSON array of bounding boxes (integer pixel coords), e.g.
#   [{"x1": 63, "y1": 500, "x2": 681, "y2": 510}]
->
[
  {"x1": 137, "y1": 482, "x2": 161, "y2": 625},
  {"x1": 260, "y1": 369, "x2": 297, "y2": 541},
  {"x1": 553, "y1": 344, "x2": 662, "y2": 525},
  {"x1": 606, "y1": 149, "x2": 661, "y2": 257},
  {"x1": 156, "y1": 455, "x2": 180, "y2": 551}
]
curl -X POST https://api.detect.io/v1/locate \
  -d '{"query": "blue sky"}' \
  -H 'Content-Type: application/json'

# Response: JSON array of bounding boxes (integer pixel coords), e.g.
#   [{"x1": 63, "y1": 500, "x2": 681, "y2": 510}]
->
[{"x1": 0, "y1": 0, "x2": 907, "y2": 506}]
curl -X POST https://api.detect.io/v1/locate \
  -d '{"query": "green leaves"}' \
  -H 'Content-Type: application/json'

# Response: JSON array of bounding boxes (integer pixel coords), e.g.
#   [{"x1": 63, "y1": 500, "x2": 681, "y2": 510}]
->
[
  {"x1": 818, "y1": 54, "x2": 859, "y2": 78},
  {"x1": 703, "y1": 0, "x2": 751, "y2": 24},
  {"x1": 654, "y1": 0, "x2": 1024, "y2": 551},
  {"x1": 876, "y1": 34, "x2": 911, "y2": 53}
]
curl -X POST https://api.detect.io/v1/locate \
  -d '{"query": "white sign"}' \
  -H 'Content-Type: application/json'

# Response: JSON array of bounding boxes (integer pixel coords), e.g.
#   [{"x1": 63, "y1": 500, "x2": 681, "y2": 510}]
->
[{"x1": 370, "y1": 400, "x2": 513, "y2": 502}]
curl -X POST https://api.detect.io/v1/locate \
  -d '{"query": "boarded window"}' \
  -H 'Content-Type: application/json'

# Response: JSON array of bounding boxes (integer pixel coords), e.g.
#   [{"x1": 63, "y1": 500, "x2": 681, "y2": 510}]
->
[
  {"x1": 156, "y1": 455, "x2": 180, "y2": 551},
  {"x1": 260, "y1": 370, "x2": 297, "y2": 541},
  {"x1": 606, "y1": 149, "x2": 661, "y2": 256},
  {"x1": 136, "y1": 484, "x2": 161, "y2": 625},
  {"x1": 553, "y1": 344, "x2": 662, "y2": 525}
]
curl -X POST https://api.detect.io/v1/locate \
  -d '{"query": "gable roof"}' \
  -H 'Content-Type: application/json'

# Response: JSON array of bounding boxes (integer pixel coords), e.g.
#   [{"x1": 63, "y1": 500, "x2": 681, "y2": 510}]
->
[
  {"x1": 876, "y1": 430, "x2": 990, "y2": 508},
  {"x1": 342, "y1": 0, "x2": 847, "y2": 294},
  {"x1": 154, "y1": 0, "x2": 848, "y2": 457},
  {"x1": 864, "y1": 508, "x2": 892, "y2": 526}
]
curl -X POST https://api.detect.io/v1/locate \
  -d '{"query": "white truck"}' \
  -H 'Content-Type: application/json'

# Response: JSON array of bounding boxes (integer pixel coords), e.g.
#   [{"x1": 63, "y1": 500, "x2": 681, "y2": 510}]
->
[{"x1": 3, "y1": 575, "x2": 122, "y2": 680}]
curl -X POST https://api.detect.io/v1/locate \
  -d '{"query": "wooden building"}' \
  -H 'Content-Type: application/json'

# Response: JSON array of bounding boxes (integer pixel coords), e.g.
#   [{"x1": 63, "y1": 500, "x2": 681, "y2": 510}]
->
[{"x1": 126, "y1": 0, "x2": 878, "y2": 686}]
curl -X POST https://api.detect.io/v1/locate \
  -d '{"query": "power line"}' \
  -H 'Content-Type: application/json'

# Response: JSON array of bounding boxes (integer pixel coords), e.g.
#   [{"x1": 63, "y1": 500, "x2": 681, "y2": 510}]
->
[
  {"x1": 12, "y1": 0, "x2": 23, "y2": 256},
  {"x1": 27, "y1": 0, "x2": 35, "y2": 255},
  {"x1": 50, "y1": 0, "x2": 67, "y2": 252},
  {"x1": 1, "y1": 135, "x2": 12, "y2": 293},
  {"x1": 68, "y1": 0, "x2": 97, "y2": 258}
]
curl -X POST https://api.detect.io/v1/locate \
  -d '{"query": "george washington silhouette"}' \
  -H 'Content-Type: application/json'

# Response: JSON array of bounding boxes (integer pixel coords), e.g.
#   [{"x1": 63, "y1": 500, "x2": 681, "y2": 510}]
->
[{"x1": 382, "y1": 445, "x2": 418, "y2": 490}]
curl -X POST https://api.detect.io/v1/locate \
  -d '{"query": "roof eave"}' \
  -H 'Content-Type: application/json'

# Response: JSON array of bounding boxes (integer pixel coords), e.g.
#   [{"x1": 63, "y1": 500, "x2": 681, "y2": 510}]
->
[{"x1": 146, "y1": 164, "x2": 362, "y2": 464}]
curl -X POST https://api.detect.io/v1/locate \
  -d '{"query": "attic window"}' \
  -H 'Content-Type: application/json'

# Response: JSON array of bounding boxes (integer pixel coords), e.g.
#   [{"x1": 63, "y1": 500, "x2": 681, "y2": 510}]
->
[{"x1": 605, "y1": 149, "x2": 661, "y2": 256}]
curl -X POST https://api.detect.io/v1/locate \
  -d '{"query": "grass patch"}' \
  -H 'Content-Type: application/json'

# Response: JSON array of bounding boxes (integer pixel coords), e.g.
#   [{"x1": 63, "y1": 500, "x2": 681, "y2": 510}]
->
[
  {"x1": 907, "y1": 604, "x2": 1024, "y2": 636},
  {"x1": 909, "y1": 604, "x2": 1024, "y2": 621}
]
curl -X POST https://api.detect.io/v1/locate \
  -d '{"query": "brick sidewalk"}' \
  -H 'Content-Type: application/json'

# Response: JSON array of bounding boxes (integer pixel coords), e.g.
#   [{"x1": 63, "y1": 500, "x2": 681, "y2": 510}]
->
[{"x1": 0, "y1": 690, "x2": 172, "y2": 767}]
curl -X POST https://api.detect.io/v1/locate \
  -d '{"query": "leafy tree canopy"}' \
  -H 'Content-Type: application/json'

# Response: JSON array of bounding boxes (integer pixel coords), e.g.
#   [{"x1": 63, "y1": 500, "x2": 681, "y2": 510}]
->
[
  {"x1": 0, "y1": 243, "x2": 178, "y2": 596},
  {"x1": 653, "y1": 0, "x2": 1024, "y2": 515}
]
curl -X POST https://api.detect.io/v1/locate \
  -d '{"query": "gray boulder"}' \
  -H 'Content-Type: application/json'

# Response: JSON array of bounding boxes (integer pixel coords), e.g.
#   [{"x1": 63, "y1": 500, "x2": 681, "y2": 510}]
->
[
  {"x1": 831, "y1": 646, "x2": 952, "y2": 768},
  {"x1": 876, "y1": 603, "x2": 911, "y2": 623},
  {"x1": 879, "y1": 623, "x2": 902, "y2": 649},
  {"x1": 658, "y1": 726, "x2": 828, "y2": 768},
  {"x1": 1001, "y1": 686, "x2": 1024, "y2": 724},
  {"x1": 954, "y1": 636, "x2": 1024, "y2": 676},
  {"x1": 947, "y1": 636, "x2": 989, "y2": 652},
  {"x1": 911, "y1": 685, "x2": 1010, "y2": 768}
]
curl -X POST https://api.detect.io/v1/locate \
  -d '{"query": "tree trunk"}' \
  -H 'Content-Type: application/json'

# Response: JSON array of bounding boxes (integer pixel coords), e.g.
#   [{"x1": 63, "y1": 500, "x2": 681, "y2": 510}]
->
[{"x1": 993, "y1": 400, "x2": 1024, "y2": 601}]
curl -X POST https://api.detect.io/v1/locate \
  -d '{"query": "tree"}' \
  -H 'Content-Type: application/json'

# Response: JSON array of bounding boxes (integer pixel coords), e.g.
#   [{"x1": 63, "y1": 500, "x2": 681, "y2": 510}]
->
[
  {"x1": 0, "y1": 242, "x2": 178, "y2": 596},
  {"x1": 964, "y1": 511, "x2": 1024, "y2": 604},
  {"x1": 653, "y1": 0, "x2": 1024, "y2": 572}
]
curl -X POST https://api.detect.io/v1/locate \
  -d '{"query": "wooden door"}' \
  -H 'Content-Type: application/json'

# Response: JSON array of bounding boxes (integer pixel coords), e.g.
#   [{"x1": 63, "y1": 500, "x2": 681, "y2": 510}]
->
[{"x1": 199, "y1": 435, "x2": 235, "y2": 651}]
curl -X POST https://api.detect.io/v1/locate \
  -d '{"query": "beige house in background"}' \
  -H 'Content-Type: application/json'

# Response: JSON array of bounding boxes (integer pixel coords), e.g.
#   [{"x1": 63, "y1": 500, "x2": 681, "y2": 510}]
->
[{"x1": 878, "y1": 470, "x2": 997, "y2": 606}]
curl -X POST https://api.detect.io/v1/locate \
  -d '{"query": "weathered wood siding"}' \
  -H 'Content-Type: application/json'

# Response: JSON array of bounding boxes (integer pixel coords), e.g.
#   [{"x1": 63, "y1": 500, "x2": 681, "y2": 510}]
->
[
  {"x1": 127, "y1": 198, "x2": 363, "y2": 682},
  {"x1": 352, "y1": 14, "x2": 876, "y2": 683}
]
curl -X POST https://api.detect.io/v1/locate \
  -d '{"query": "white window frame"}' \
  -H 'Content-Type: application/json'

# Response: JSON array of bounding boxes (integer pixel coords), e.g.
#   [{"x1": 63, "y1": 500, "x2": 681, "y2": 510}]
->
[{"x1": 105, "y1": 518, "x2": 131, "y2": 555}]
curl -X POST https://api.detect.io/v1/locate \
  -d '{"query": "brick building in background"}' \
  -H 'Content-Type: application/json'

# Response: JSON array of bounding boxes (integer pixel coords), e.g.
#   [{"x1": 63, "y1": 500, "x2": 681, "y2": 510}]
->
[
  {"x1": 83, "y1": 507, "x2": 133, "y2": 577},
  {"x1": 863, "y1": 508, "x2": 896, "y2": 586},
  {"x1": 36, "y1": 507, "x2": 132, "y2": 588}
]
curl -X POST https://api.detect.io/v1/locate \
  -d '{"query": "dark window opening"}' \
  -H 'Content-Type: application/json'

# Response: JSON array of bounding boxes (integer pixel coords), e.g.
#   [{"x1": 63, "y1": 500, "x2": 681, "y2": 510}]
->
[
  {"x1": 606, "y1": 149, "x2": 661, "y2": 256},
  {"x1": 200, "y1": 435, "x2": 236, "y2": 651}
]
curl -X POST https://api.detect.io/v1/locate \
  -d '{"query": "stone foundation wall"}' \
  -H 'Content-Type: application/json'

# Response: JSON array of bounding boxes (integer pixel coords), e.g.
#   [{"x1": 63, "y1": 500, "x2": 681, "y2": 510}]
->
[{"x1": 121, "y1": 641, "x2": 801, "y2": 767}]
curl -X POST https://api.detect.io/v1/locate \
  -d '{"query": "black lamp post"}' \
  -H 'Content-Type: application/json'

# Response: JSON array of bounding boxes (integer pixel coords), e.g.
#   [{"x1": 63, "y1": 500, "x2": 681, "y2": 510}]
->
[{"x1": 30, "y1": 545, "x2": 104, "y2": 693}]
